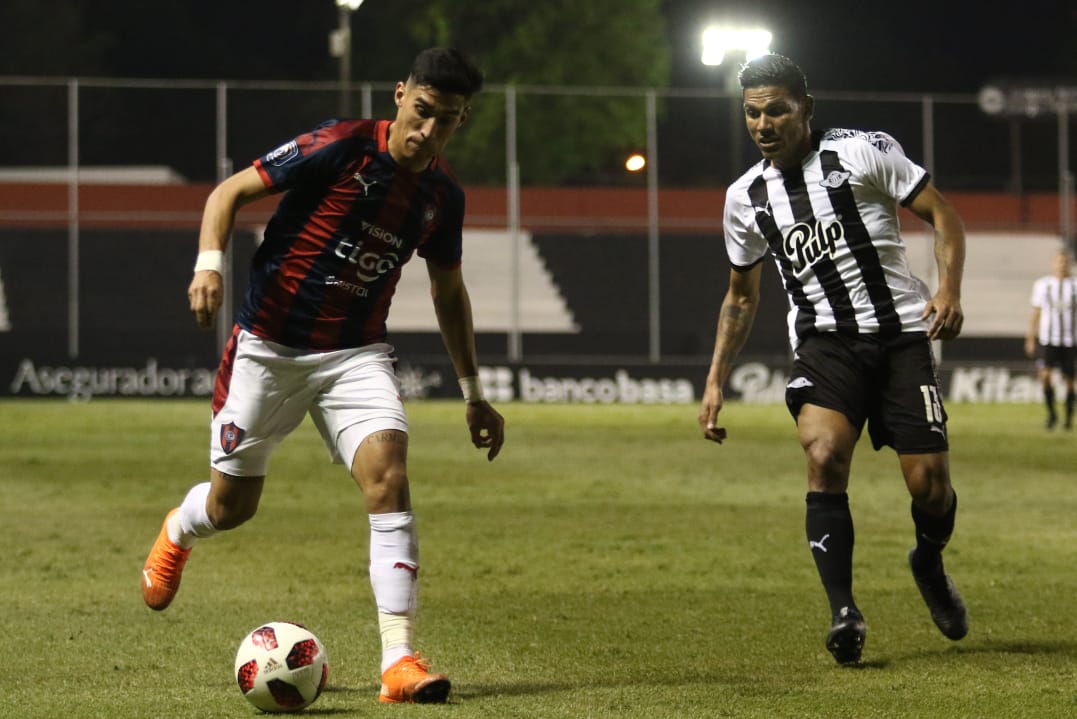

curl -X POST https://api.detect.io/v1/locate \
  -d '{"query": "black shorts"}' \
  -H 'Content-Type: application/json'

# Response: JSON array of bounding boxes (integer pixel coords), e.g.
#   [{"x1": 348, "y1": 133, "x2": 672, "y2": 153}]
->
[
  {"x1": 1036, "y1": 344, "x2": 1076, "y2": 378},
  {"x1": 785, "y1": 332, "x2": 948, "y2": 454}
]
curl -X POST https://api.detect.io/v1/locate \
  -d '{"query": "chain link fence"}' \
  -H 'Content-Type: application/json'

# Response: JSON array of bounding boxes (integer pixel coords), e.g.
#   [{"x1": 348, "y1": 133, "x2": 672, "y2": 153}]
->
[{"x1": 0, "y1": 77, "x2": 1073, "y2": 388}]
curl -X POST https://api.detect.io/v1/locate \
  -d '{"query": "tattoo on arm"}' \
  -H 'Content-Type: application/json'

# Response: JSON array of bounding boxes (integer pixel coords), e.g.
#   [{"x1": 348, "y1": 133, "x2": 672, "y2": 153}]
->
[
  {"x1": 719, "y1": 303, "x2": 751, "y2": 339},
  {"x1": 711, "y1": 300, "x2": 756, "y2": 372},
  {"x1": 368, "y1": 431, "x2": 407, "y2": 445}
]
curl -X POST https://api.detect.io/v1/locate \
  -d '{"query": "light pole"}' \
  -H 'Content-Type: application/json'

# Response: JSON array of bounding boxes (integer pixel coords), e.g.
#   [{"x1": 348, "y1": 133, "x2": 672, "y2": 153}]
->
[
  {"x1": 329, "y1": 0, "x2": 365, "y2": 116},
  {"x1": 701, "y1": 26, "x2": 772, "y2": 179}
]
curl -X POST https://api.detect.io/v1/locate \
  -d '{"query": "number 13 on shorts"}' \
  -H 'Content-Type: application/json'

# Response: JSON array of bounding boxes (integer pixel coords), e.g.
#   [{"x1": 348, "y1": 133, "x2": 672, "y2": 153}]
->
[{"x1": 919, "y1": 384, "x2": 944, "y2": 423}]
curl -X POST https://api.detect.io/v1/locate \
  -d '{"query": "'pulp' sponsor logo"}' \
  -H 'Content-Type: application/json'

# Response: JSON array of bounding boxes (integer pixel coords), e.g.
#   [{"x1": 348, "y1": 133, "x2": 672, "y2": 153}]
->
[
  {"x1": 783, "y1": 219, "x2": 843, "y2": 270},
  {"x1": 730, "y1": 362, "x2": 789, "y2": 403}
]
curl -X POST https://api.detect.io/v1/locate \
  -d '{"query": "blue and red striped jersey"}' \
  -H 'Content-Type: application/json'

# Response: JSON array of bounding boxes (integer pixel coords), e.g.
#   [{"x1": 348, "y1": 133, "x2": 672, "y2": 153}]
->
[{"x1": 237, "y1": 118, "x2": 465, "y2": 350}]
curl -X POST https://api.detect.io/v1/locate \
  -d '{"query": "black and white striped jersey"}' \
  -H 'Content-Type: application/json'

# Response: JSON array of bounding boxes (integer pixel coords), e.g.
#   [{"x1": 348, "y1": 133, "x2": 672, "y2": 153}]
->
[
  {"x1": 1030, "y1": 274, "x2": 1077, "y2": 347},
  {"x1": 723, "y1": 128, "x2": 933, "y2": 350}
]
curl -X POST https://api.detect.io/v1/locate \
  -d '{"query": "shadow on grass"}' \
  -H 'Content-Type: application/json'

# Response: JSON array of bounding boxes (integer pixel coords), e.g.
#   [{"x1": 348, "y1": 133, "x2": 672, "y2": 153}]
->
[
  {"x1": 316, "y1": 682, "x2": 574, "y2": 708},
  {"x1": 299, "y1": 684, "x2": 382, "y2": 714},
  {"x1": 832, "y1": 659, "x2": 892, "y2": 670},
  {"x1": 323, "y1": 675, "x2": 753, "y2": 704},
  {"x1": 301, "y1": 709, "x2": 367, "y2": 716},
  {"x1": 883, "y1": 638, "x2": 1077, "y2": 664},
  {"x1": 452, "y1": 681, "x2": 577, "y2": 699},
  {"x1": 951, "y1": 639, "x2": 1077, "y2": 656},
  {"x1": 451, "y1": 668, "x2": 765, "y2": 699}
]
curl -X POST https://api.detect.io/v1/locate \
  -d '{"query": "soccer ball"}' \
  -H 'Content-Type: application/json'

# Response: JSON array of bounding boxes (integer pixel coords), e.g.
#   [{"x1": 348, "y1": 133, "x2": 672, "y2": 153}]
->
[{"x1": 234, "y1": 621, "x2": 329, "y2": 713}]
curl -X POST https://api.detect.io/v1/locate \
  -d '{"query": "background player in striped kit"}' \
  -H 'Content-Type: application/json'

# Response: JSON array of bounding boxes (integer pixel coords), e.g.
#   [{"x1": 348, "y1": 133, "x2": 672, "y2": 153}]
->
[
  {"x1": 140, "y1": 48, "x2": 504, "y2": 704},
  {"x1": 1025, "y1": 249, "x2": 1077, "y2": 430},
  {"x1": 698, "y1": 53, "x2": 968, "y2": 664}
]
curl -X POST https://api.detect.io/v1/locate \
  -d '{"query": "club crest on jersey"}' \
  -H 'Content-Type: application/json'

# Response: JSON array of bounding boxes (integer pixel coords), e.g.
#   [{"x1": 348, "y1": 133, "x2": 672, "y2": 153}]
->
[
  {"x1": 783, "y1": 219, "x2": 844, "y2": 270},
  {"x1": 265, "y1": 140, "x2": 299, "y2": 166},
  {"x1": 819, "y1": 170, "x2": 851, "y2": 188},
  {"x1": 219, "y1": 421, "x2": 246, "y2": 454},
  {"x1": 422, "y1": 204, "x2": 438, "y2": 227}
]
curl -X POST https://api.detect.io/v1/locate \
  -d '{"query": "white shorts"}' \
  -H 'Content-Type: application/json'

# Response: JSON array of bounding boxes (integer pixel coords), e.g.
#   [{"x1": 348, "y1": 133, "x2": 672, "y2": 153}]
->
[{"x1": 210, "y1": 328, "x2": 408, "y2": 477}]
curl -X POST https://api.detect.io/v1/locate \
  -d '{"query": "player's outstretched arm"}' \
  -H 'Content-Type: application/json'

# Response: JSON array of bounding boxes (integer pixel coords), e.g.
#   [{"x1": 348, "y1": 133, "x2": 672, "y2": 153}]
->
[
  {"x1": 188, "y1": 166, "x2": 270, "y2": 329},
  {"x1": 1025, "y1": 306, "x2": 1041, "y2": 358},
  {"x1": 427, "y1": 261, "x2": 505, "y2": 460},
  {"x1": 908, "y1": 181, "x2": 966, "y2": 341},
  {"x1": 699, "y1": 265, "x2": 761, "y2": 444}
]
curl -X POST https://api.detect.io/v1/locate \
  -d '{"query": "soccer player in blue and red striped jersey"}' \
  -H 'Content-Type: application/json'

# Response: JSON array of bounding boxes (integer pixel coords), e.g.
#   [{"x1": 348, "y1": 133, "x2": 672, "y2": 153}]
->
[{"x1": 141, "y1": 48, "x2": 503, "y2": 705}]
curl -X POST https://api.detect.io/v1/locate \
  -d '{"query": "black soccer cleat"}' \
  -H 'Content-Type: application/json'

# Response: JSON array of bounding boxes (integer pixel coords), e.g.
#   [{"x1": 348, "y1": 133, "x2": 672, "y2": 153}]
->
[
  {"x1": 909, "y1": 549, "x2": 968, "y2": 640},
  {"x1": 826, "y1": 606, "x2": 867, "y2": 665}
]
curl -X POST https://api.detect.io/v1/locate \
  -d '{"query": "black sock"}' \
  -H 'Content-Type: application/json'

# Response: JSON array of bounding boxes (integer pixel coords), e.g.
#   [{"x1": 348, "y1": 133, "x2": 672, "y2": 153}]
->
[
  {"x1": 910, "y1": 492, "x2": 957, "y2": 572},
  {"x1": 1065, "y1": 390, "x2": 1075, "y2": 425},
  {"x1": 1045, "y1": 386, "x2": 1057, "y2": 421},
  {"x1": 805, "y1": 492, "x2": 856, "y2": 619}
]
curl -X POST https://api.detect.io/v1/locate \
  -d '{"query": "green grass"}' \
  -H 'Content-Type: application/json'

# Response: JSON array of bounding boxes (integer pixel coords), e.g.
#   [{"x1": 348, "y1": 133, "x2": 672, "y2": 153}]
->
[{"x1": 2, "y1": 399, "x2": 1076, "y2": 718}]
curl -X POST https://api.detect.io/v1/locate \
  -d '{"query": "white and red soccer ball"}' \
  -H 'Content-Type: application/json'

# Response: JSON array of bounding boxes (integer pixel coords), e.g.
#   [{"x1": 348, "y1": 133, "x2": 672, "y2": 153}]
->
[{"x1": 234, "y1": 621, "x2": 329, "y2": 713}]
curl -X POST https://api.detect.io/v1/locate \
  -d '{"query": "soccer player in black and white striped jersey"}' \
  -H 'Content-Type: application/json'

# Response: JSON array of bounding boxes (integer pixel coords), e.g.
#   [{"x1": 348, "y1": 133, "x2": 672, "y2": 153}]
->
[
  {"x1": 698, "y1": 54, "x2": 968, "y2": 665},
  {"x1": 1025, "y1": 250, "x2": 1077, "y2": 429}
]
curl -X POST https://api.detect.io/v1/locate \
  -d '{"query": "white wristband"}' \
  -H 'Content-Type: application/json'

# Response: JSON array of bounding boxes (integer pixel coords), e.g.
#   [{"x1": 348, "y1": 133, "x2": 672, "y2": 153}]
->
[
  {"x1": 458, "y1": 375, "x2": 484, "y2": 402},
  {"x1": 194, "y1": 250, "x2": 224, "y2": 274}
]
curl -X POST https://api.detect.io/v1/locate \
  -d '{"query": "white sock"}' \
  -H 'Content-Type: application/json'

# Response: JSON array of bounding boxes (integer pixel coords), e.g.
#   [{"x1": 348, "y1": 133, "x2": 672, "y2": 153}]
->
[
  {"x1": 168, "y1": 482, "x2": 216, "y2": 549},
  {"x1": 369, "y1": 512, "x2": 418, "y2": 673}
]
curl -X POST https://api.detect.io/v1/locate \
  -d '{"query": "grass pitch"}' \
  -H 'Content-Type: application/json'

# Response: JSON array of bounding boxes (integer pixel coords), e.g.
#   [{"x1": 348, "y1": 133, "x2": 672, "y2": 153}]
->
[{"x1": 2, "y1": 399, "x2": 1075, "y2": 718}]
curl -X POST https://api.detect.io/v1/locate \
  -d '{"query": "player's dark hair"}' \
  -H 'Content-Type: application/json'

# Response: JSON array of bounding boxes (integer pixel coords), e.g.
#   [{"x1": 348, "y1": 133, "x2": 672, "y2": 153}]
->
[
  {"x1": 409, "y1": 47, "x2": 484, "y2": 98},
  {"x1": 738, "y1": 53, "x2": 808, "y2": 99}
]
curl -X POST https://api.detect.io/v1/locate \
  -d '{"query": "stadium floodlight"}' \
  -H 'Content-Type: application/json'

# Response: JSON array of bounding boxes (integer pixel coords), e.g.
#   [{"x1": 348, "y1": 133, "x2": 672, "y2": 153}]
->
[
  {"x1": 701, "y1": 25, "x2": 773, "y2": 186},
  {"x1": 701, "y1": 26, "x2": 772, "y2": 66},
  {"x1": 625, "y1": 153, "x2": 646, "y2": 172},
  {"x1": 331, "y1": 0, "x2": 367, "y2": 115}
]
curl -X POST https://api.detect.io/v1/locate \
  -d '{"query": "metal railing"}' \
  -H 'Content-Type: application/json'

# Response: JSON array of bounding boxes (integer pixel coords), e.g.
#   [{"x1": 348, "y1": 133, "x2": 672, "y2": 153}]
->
[{"x1": 0, "y1": 76, "x2": 1073, "y2": 365}]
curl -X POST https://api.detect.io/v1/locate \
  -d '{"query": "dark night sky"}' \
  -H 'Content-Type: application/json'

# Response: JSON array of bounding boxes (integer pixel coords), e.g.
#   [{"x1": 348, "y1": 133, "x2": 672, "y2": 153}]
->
[
  {"x1": 3, "y1": 0, "x2": 1074, "y2": 189},
  {"x1": 668, "y1": 0, "x2": 1077, "y2": 94},
  {"x1": 6, "y1": 1, "x2": 1076, "y2": 94}
]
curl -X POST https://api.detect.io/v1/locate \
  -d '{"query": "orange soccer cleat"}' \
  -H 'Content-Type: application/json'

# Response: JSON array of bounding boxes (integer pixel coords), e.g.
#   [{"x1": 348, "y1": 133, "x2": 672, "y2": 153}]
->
[
  {"x1": 141, "y1": 508, "x2": 192, "y2": 611},
  {"x1": 378, "y1": 653, "x2": 451, "y2": 704}
]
